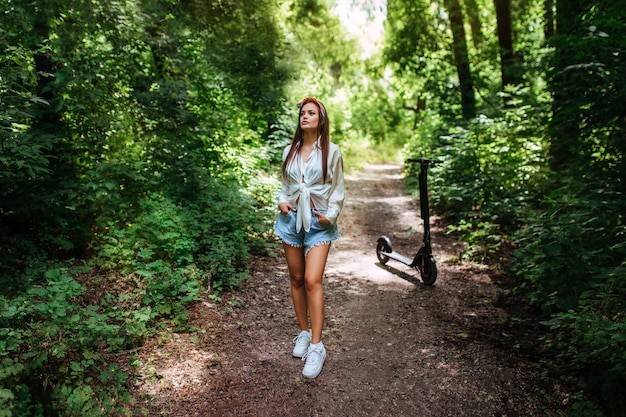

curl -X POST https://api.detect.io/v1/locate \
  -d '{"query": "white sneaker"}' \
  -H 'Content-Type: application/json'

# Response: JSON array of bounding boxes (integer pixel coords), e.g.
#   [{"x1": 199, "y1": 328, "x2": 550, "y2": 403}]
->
[
  {"x1": 292, "y1": 330, "x2": 311, "y2": 358},
  {"x1": 302, "y1": 342, "x2": 326, "y2": 378}
]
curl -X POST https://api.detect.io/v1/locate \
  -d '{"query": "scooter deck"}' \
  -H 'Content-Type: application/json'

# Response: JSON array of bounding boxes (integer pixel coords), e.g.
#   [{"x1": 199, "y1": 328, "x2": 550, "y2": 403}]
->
[{"x1": 381, "y1": 251, "x2": 415, "y2": 267}]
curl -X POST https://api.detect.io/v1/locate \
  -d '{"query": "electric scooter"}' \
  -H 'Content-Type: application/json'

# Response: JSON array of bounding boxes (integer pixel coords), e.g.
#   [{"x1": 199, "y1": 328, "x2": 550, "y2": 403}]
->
[{"x1": 376, "y1": 158, "x2": 442, "y2": 285}]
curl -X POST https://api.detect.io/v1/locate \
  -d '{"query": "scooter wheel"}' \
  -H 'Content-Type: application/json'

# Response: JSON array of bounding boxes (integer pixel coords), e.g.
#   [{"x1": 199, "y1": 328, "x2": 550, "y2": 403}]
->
[
  {"x1": 376, "y1": 238, "x2": 392, "y2": 265},
  {"x1": 420, "y1": 255, "x2": 438, "y2": 285}
]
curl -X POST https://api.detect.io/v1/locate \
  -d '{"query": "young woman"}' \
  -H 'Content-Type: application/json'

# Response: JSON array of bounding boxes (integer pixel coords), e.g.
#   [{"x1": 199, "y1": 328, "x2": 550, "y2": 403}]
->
[{"x1": 274, "y1": 96, "x2": 345, "y2": 379}]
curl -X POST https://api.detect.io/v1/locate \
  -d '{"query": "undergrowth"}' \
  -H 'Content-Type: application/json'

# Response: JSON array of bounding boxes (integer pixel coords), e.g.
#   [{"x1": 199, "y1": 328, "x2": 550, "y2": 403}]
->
[
  {"x1": 0, "y1": 264, "x2": 199, "y2": 416},
  {"x1": 0, "y1": 166, "x2": 279, "y2": 415},
  {"x1": 404, "y1": 106, "x2": 624, "y2": 416}
]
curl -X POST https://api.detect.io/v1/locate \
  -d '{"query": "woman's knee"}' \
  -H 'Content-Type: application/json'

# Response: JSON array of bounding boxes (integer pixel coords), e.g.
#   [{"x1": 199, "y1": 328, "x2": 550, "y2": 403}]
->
[
  {"x1": 304, "y1": 275, "x2": 323, "y2": 292},
  {"x1": 290, "y1": 274, "x2": 305, "y2": 288}
]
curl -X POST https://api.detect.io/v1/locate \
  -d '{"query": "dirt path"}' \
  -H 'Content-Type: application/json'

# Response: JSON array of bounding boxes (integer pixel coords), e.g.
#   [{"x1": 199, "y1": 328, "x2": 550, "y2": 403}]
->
[{"x1": 135, "y1": 164, "x2": 570, "y2": 416}]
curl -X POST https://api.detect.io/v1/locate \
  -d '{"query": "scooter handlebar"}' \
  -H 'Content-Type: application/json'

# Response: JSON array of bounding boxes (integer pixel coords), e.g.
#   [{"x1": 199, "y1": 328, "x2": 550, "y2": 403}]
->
[{"x1": 406, "y1": 158, "x2": 443, "y2": 166}]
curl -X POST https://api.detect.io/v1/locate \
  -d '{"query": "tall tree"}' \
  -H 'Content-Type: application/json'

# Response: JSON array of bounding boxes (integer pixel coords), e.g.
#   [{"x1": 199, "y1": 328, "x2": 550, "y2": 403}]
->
[
  {"x1": 544, "y1": 0, "x2": 554, "y2": 38},
  {"x1": 494, "y1": 0, "x2": 523, "y2": 90},
  {"x1": 548, "y1": 0, "x2": 626, "y2": 182},
  {"x1": 464, "y1": 0, "x2": 484, "y2": 48},
  {"x1": 443, "y1": 0, "x2": 476, "y2": 119},
  {"x1": 547, "y1": 0, "x2": 587, "y2": 171}
]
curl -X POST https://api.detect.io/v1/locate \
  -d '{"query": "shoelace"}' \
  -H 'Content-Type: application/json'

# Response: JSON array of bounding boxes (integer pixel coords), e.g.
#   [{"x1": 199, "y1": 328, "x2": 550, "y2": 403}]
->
[
  {"x1": 302, "y1": 346, "x2": 322, "y2": 362},
  {"x1": 293, "y1": 333, "x2": 309, "y2": 344}
]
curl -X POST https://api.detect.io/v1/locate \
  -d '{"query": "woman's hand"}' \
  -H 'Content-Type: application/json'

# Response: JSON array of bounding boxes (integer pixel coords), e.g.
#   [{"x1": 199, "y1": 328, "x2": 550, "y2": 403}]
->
[
  {"x1": 314, "y1": 210, "x2": 331, "y2": 226},
  {"x1": 279, "y1": 202, "x2": 295, "y2": 215}
]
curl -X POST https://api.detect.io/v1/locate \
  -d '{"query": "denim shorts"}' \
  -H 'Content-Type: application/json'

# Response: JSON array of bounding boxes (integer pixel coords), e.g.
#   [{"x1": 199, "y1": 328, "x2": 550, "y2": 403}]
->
[{"x1": 274, "y1": 208, "x2": 340, "y2": 254}]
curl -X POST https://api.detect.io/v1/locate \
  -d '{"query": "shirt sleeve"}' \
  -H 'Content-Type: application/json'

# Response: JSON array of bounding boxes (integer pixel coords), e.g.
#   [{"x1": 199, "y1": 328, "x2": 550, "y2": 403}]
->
[
  {"x1": 277, "y1": 146, "x2": 292, "y2": 206},
  {"x1": 325, "y1": 146, "x2": 345, "y2": 225}
]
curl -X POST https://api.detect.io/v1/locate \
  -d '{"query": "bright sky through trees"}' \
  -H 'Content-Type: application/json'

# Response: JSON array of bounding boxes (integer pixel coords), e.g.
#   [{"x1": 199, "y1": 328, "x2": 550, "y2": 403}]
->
[{"x1": 332, "y1": 0, "x2": 386, "y2": 58}]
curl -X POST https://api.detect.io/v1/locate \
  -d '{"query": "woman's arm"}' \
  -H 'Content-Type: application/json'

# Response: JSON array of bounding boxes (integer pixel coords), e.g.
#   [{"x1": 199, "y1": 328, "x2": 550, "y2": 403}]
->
[
  {"x1": 277, "y1": 146, "x2": 293, "y2": 213},
  {"x1": 324, "y1": 146, "x2": 345, "y2": 225}
]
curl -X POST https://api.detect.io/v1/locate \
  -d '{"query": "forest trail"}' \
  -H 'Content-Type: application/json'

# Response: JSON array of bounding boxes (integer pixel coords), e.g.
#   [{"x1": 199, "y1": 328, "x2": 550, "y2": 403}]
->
[{"x1": 135, "y1": 164, "x2": 569, "y2": 416}]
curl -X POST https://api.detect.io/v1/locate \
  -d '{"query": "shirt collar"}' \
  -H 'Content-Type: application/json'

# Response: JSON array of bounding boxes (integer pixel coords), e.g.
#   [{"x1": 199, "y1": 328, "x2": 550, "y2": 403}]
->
[{"x1": 299, "y1": 137, "x2": 322, "y2": 150}]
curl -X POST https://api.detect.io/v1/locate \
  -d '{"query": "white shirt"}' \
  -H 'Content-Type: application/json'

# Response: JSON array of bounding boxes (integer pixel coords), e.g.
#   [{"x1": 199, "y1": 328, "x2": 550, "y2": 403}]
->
[{"x1": 278, "y1": 139, "x2": 345, "y2": 232}]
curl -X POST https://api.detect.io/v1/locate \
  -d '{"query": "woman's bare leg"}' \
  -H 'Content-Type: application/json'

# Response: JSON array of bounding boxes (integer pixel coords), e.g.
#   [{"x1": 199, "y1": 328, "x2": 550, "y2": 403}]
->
[
  {"x1": 283, "y1": 243, "x2": 309, "y2": 331},
  {"x1": 304, "y1": 244, "x2": 331, "y2": 344}
]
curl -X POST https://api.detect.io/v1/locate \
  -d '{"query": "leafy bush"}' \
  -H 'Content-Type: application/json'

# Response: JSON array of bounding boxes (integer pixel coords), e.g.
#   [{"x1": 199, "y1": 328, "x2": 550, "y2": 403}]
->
[
  {"x1": 1, "y1": 1, "x2": 287, "y2": 415},
  {"x1": 513, "y1": 185, "x2": 624, "y2": 309},
  {"x1": 513, "y1": 182, "x2": 626, "y2": 416},
  {"x1": 0, "y1": 260, "x2": 203, "y2": 416},
  {"x1": 0, "y1": 40, "x2": 79, "y2": 287},
  {"x1": 404, "y1": 104, "x2": 548, "y2": 260},
  {"x1": 405, "y1": 93, "x2": 625, "y2": 415},
  {"x1": 0, "y1": 267, "x2": 130, "y2": 416},
  {"x1": 92, "y1": 172, "x2": 267, "y2": 293}
]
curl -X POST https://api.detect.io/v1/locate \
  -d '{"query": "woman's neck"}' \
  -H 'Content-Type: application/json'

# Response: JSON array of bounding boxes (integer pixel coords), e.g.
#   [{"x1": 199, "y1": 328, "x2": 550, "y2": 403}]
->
[{"x1": 302, "y1": 131, "x2": 318, "y2": 146}]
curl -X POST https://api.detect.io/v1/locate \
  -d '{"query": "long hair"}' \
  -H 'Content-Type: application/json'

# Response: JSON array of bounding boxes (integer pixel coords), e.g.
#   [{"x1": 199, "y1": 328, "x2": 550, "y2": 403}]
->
[{"x1": 282, "y1": 97, "x2": 330, "y2": 181}]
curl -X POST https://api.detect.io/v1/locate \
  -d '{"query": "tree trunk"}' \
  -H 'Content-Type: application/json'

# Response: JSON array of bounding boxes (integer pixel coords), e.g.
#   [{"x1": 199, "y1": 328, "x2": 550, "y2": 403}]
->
[
  {"x1": 548, "y1": 0, "x2": 584, "y2": 170},
  {"x1": 544, "y1": 0, "x2": 554, "y2": 38},
  {"x1": 494, "y1": 0, "x2": 522, "y2": 90},
  {"x1": 555, "y1": 0, "x2": 579, "y2": 34},
  {"x1": 463, "y1": 0, "x2": 483, "y2": 48},
  {"x1": 444, "y1": 0, "x2": 476, "y2": 119}
]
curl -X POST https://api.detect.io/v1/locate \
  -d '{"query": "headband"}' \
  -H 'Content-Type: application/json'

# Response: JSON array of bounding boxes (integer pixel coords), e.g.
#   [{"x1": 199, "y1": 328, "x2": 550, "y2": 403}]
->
[{"x1": 297, "y1": 96, "x2": 326, "y2": 120}]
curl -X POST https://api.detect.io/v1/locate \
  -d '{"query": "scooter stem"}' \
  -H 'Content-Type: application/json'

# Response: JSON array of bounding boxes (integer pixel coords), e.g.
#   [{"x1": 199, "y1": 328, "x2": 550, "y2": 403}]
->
[{"x1": 419, "y1": 159, "x2": 432, "y2": 253}]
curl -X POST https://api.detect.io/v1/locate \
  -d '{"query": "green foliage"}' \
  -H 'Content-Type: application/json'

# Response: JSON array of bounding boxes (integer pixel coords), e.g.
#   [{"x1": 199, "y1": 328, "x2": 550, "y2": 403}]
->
[
  {"x1": 404, "y1": 98, "x2": 549, "y2": 260},
  {"x1": 513, "y1": 185, "x2": 624, "y2": 309},
  {"x1": 1, "y1": 267, "x2": 126, "y2": 415},
  {"x1": 184, "y1": 0, "x2": 289, "y2": 128},
  {"x1": 400, "y1": 7, "x2": 625, "y2": 406},
  {"x1": 6, "y1": 0, "x2": 624, "y2": 415},
  {"x1": 0, "y1": 261, "x2": 203, "y2": 416},
  {"x1": 1, "y1": 0, "x2": 288, "y2": 414},
  {"x1": 385, "y1": 0, "x2": 447, "y2": 71},
  {"x1": 93, "y1": 176, "x2": 265, "y2": 292},
  {"x1": 0, "y1": 43, "x2": 52, "y2": 180},
  {"x1": 513, "y1": 3, "x2": 626, "y2": 414},
  {"x1": 547, "y1": 1, "x2": 626, "y2": 180},
  {"x1": 513, "y1": 184, "x2": 626, "y2": 416},
  {"x1": 283, "y1": 0, "x2": 358, "y2": 98},
  {"x1": 0, "y1": 34, "x2": 67, "y2": 283}
]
